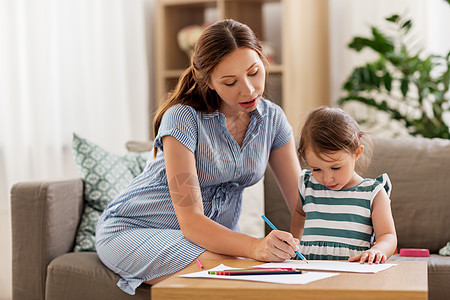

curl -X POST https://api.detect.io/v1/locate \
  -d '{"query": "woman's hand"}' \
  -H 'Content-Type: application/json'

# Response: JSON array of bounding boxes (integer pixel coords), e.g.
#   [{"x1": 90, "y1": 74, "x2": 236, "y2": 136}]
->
[
  {"x1": 253, "y1": 230, "x2": 300, "y2": 262},
  {"x1": 349, "y1": 248, "x2": 387, "y2": 264}
]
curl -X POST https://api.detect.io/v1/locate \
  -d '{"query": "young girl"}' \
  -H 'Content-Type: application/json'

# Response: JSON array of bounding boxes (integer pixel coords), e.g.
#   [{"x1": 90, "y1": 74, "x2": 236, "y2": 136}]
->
[{"x1": 291, "y1": 106, "x2": 397, "y2": 264}]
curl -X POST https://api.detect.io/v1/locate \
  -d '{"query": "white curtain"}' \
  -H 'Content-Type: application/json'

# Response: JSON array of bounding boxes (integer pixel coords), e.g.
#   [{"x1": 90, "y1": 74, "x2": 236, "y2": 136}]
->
[
  {"x1": 329, "y1": 0, "x2": 450, "y2": 106},
  {"x1": 0, "y1": 0, "x2": 153, "y2": 213}
]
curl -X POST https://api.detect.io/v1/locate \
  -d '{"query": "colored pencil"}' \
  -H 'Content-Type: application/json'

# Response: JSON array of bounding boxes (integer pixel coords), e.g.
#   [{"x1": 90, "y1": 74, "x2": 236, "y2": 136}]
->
[
  {"x1": 208, "y1": 268, "x2": 302, "y2": 275},
  {"x1": 212, "y1": 270, "x2": 302, "y2": 276},
  {"x1": 223, "y1": 267, "x2": 301, "y2": 272},
  {"x1": 196, "y1": 258, "x2": 204, "y2": 269}
]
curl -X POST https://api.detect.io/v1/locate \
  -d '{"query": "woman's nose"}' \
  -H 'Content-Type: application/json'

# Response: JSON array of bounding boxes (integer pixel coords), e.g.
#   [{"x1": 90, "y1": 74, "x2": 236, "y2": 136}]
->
[{"x1": 240, "y1": 78, "x2": 255, "y2": 96}]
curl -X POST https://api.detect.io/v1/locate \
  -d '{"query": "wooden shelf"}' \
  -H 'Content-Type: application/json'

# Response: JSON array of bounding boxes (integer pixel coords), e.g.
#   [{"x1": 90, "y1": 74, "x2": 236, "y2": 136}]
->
[
  {"x1": 163, "y1": 69, "x2": 187, "y2": 79},
  {"x1": 267, "y1": 64, "x2": 283, "y2": 74}
]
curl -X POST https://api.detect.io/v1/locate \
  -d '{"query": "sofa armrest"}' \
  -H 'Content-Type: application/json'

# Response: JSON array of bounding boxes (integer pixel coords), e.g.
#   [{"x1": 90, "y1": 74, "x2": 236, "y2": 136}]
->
[{"x1": 11, "y1": 178, "x2": 84, "y2": 300}]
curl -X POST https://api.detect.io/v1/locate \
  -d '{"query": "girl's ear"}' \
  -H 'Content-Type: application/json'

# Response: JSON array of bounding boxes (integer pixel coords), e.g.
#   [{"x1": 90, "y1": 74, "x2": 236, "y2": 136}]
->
[
  {"x1": 208, "y1": 82, "x2": 215, "y2": 90},
  {"x1": 354, "y1": 145, "x2": 364, "y2": 160}
]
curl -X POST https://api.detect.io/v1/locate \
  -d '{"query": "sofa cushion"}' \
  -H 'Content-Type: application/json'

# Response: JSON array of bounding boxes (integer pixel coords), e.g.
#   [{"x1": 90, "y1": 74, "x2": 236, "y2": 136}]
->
[
  {"x1": 72, "y1": 133, "x2": 151, "y2": 251},
  {"x1": 389, "y1": 254, "x2": 450, "y2": 300},
  {"x1": 46, "y1": 252, "x2": 150, "y2": 300},
  {"x1": 362, "y1": 137, "x2": 450, "y2": 253}
]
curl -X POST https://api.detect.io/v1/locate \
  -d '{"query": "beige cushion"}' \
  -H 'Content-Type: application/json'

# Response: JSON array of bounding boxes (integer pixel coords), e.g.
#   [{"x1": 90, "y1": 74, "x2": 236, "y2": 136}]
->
[
  {"x1": 72, "y1": 133, "x2": 151, "y2": 251},
  {"x1": 126, "y1": 140, "x2": 154, "y2": 153},
  {"x1": 363, "y1": 137, "x2": 450, "y2": 253},
  {"x1": 46, "y1": 252, "x2": 150, "y2": 300}
]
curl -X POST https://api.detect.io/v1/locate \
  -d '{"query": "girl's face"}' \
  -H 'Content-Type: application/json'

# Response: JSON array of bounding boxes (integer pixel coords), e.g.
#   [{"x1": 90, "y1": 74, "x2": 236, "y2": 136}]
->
[
  {"x1": 208, "y1": 47, "x2": 266, "y2": 117},
  {"x1": 305, "y1": 146, "x2": 364, "y2": 190}
]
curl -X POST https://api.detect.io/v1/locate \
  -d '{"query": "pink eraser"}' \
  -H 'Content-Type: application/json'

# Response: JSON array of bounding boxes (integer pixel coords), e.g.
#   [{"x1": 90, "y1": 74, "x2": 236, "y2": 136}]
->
[{"x1": 399, "y1": 248, "x2": 430, "y2": 257}]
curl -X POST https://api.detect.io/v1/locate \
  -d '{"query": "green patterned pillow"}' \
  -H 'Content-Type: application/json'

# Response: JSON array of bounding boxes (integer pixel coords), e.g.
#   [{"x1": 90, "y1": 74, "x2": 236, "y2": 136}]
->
[{"x1": 72, "y1": 133, "x2": 151, "y2": 251}]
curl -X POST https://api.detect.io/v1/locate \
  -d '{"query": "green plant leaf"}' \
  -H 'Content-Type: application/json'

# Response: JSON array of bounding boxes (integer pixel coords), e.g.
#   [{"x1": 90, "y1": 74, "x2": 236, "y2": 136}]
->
[
  {"x1": 348, "y1": 28, "x2": 394, "y2": 54},
  {"x1": 401, "y1": 19, "x2": 412, "y2": 33},
  {"x1": 386, "y1": 14, "x2": 400, "y2": 23},
  {"x1": 383, "y1": 73, "x2": 392, "y2": 92},
  {"x1": 386, "y1": 51, "x2": 404, "y2": 66},
  {"x1": 400, "y1": 77, "x2": 409, "y2": 97},
  {"x1": 348, "y1": 37, "x2": 374, "y2": 52},
  {"x1": 371, "y1": 27, "x2": 395, "y2": 53}
]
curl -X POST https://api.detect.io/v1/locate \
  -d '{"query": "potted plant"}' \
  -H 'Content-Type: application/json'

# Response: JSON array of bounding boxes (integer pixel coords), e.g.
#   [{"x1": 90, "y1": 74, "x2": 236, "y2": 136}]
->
[{"x1": 338, "y1": 10, "x2": 450, "y2": 139}]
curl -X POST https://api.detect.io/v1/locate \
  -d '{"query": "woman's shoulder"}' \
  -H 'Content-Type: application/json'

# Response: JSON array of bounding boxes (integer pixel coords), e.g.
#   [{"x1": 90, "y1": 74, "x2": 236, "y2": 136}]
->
[
  {"x1": 158, "y1": 104, "x2": 200, "y2": 134},
  {"x1": 258, "y1": 97, "x2": 284, "y2": 115},
  {"x1": 257, "y1": 98, "x2": 289, "y2": 129},
  {"x1": 165, "y1": 104, "x2": 198, "y2": 116},
  {"x1": 162, "y1": 104, "x2": 201, "y2": 124}
]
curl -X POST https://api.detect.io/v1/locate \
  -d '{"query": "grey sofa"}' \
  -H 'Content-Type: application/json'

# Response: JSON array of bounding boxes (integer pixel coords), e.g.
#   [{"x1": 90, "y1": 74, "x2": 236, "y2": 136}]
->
[{"x1": 11, "y1": 136, "x2": 450, "y2": 300}]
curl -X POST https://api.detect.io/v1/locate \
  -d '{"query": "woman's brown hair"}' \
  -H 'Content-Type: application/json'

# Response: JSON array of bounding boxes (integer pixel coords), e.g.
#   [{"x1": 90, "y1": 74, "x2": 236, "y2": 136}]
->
[
  {"x1": 152, "y1": 19, "x2": 268, "y2": 157},
  {"x1": 298, "y1": 106, "x2": 373, "y2": 173}
]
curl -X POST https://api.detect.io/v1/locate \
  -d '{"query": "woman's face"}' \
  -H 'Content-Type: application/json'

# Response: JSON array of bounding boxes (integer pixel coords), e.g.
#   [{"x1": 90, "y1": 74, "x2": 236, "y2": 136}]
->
[{"x1": 208, "y1": 47, "x2": 266, "y2": 117}]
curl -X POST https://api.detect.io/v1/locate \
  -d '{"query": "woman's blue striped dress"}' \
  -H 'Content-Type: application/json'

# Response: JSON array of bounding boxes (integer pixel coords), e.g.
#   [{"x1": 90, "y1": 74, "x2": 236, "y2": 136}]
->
[
  {"x1": 95, "y1": 98, "x2": 292, "y2": 295},
  {"x1": 296, "y1": 169, "x2": 392, "y2": 260}
]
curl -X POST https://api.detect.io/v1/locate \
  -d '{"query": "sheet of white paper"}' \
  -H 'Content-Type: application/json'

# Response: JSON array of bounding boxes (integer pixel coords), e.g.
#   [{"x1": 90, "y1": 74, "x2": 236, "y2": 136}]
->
[
  {"x1": 258, "y1": 260, "x2": 396, "y2": 273},
  {"x1": 179, "y1": 264, "x2": 339, "y2": 284}
]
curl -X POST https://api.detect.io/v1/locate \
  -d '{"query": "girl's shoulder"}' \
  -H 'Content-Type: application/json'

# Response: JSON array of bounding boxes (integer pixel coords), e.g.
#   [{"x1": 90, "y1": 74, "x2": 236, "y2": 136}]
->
[
  {"x1": 359, "y1": 173, "x2": 392, "y2": 197},
  {"x1": 298, "y1": 169, "x2": 313, "y2": 204},
  {"x1": 298, "y1": 169, "x2": 314, "y2": 190},
  {"x1": 300, "y1": 169, "x2": 313, "y2": 181},
  {"x1": 373, "y1": 173, "x2": 392, "y2": 196}
]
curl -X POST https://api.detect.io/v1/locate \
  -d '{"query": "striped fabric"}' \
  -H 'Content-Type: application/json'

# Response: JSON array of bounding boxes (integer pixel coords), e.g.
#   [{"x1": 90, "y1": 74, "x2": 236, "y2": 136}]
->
[
  {"x1": 95, "y1": 98, "x2": 293, "y2": 295},
  {"x1": 296, "y1": 169, "x2": 391, "y2": 260}
]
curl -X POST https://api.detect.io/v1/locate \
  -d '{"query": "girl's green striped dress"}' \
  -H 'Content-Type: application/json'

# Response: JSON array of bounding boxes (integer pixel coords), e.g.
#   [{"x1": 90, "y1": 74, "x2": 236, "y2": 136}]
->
[{"x1": 297, "y1": 169, "x2": 391, "y2": 260}]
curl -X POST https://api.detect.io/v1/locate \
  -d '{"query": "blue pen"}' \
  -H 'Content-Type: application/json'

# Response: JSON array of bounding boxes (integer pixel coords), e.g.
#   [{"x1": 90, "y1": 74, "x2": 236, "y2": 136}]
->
[{"x1": 261, "y1": 215, "x2": 308, "y2": 263}]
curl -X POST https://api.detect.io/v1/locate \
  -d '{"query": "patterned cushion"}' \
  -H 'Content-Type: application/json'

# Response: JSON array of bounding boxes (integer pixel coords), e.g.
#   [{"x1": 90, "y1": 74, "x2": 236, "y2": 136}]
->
[{"x1": 72, "y1": 133, "x2": 151, "y2": 251}]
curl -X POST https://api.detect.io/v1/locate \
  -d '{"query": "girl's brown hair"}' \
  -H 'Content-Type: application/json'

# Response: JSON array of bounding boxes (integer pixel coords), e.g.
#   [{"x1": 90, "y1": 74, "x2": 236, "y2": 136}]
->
[
  {"x1": 298, "y1": 106, "x2": 373, "y2": 173},
  {"x1": 152, "y1": 19, "x2": 268, "y2": 157}
]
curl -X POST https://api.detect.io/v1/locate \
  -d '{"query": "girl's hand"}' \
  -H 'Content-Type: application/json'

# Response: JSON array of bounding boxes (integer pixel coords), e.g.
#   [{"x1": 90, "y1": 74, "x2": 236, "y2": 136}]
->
[
  {"x1": 254, "y1": 230, "x2": 300, "y2": 262},
  {"x1": 349, "y1": 249, "x2": 387, "y2": 264}
]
